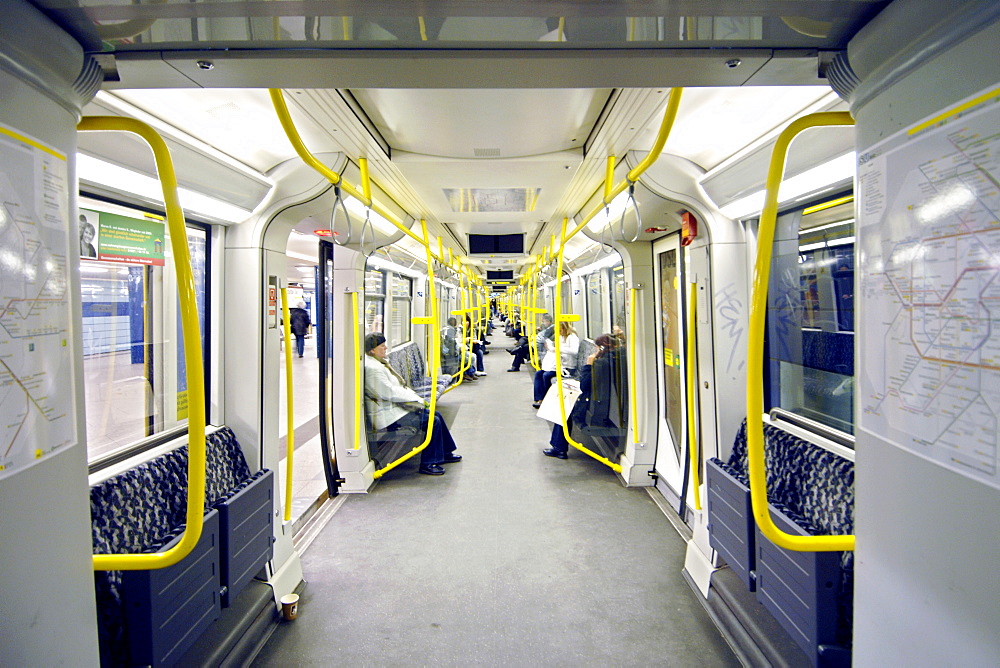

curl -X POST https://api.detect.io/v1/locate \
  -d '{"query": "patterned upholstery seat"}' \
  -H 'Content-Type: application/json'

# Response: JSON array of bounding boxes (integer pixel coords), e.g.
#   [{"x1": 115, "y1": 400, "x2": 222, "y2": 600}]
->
[
  {"x1": 90, "y1": 426, "x2": 268, "y2": 664},
  {"x1": 385, "y1": 341, "x2": 452, "y2": 400},
  {"x1": 710, "y1": 418, "x2": 855, "y2": 654}
]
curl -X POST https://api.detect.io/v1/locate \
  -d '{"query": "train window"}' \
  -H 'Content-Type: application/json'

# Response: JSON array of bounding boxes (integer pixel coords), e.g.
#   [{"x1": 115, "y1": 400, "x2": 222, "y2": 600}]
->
[
  {"x1": 610, "y1": 263, "x2": 627, "y2": 336},
  {"x1": 364, "y1": 268, "x2": 385, "y2": 333},
  {"x1": 585, "y1": 271, "x2": 607, "y2": 338},
  {"x1": 765, "y1": 198, "x2": 855, "y2": 436},
  {"x1": 388, "y1": 273, "x2": 413, "y2": 345},
  {"x1": 80, "y1": 199, "x2": 208, "y2": 463}
]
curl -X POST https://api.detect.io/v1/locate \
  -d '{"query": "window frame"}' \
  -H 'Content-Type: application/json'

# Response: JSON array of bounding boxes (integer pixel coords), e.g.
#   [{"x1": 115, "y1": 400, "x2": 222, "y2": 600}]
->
[{"x1": 80, "y1": 194, "x2": 212, "y2": 471}]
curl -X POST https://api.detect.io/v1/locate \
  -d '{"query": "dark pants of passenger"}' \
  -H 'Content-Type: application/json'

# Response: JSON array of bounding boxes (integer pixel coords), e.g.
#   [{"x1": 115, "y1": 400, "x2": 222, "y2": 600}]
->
[
  {"x1": 472, "y1": 342, "x2": 485, "y2": 371},
  {"x1": 510, "y1": 348, "x2": 529, "y2": 370},
  {"x1": 394, "y1": 408, "x2": 456, "y2": 465},
  {"x1": 294, "y1": 333, "x2": 306, "y2": 357},
  {"x1": 549, "y1": 421, "x2": 571, "y2": 454},
  {"x1": 534, "y1": 370, "x2": 556, "y2": 402}
]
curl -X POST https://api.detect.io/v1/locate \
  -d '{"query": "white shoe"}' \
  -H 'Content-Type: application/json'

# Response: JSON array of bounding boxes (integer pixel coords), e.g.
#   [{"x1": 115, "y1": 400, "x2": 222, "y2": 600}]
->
[{"x1": 475, "y1": 371, "x2": 488, "y2": 376}]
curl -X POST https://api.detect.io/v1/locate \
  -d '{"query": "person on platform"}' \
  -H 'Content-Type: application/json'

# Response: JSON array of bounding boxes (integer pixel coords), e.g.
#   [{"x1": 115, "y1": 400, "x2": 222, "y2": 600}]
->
[{"x1": 288, "y1": 301, "x2": 311, "y2": 358}]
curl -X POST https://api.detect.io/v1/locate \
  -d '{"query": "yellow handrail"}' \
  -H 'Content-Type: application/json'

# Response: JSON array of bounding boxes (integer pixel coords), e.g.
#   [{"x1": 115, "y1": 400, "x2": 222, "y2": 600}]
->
[
  {"x1": 628, "y1": 287, "x2": 640, "y2": 443},
  {"x1": 555, "y1": 218, "x2": 622, "y2": 472},
  {"x1": 280, "y1": 288, "x2": 295, "y2": 522},
  {"x1": 373, "y1": 220, "x2": 440, "y2": 478},
  {"x1": 80, "y1": 116, "x2": 206, "y2": 571},
  {"x1": 747, "y1": 110, "x2": 856, "y2": 552},
  {"x1": 568, "y1": 88, "x2": 684, "y2": 241},
  {"x1": 686, "y1": 282, "x2": 701, "y2": 510},
  {"x1": 269, "y1": 89, "x2": 425, "y2": 246},
  {"x1": 352, "y1": 291, "x2": 363, "y2": 450},
  {"x1": 542, "y1": 91, "x2": 683, "y2": 474}
]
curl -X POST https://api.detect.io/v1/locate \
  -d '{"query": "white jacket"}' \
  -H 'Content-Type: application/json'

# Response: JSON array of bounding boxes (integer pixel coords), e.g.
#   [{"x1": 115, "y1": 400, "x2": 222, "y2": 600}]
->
[
  {"x1": 541, "y1": 333, "x2": 579, "y2": 372},
  {"x1": 364, "y1": 354, "x2": 423, "y2": 430}
]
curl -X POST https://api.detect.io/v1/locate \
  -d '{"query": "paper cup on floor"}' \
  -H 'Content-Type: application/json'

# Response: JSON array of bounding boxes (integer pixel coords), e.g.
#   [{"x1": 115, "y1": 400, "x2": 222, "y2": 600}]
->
[{"x1": 280, "y1": 593, "x2": 299, "y2": 620}]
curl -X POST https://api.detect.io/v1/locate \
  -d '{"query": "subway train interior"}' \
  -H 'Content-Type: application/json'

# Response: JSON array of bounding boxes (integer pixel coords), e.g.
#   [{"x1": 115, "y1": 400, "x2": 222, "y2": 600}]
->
[{"x1": 2, "y1": 0, "x2": 999, "y2": 665}]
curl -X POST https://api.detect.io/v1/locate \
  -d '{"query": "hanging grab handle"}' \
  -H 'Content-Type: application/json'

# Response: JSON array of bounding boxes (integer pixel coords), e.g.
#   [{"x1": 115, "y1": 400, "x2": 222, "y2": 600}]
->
[
  {"x1": 618, "y1": 184, "x2": 642, "y2": 243},
  {"x1": 79, "y1": 116, "x2": 206, "y2": 571},
  {"x1": 331, "y1": 185, "x2": 353, "y2": 246}
]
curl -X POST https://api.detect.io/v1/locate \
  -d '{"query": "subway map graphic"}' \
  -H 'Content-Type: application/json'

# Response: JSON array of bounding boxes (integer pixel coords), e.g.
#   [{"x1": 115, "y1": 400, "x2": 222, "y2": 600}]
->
[
  {"x1": 0, "y1": 125, "x2": 75, "y2": 480},
  {"x1": 858, "y1": 89, "x2": 1000, "y2": 489}
]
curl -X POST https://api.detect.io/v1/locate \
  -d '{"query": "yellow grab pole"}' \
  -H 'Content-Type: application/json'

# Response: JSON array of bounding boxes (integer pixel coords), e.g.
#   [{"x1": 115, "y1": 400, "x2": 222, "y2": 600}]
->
[
  {"x1": 373, "y1": 220, "x2": 440, "y2": 478},
  {"x1": 359, "y1": 157, "x2": 371, "y2": 204},
  {"x1": 80, "y1": 117, "x2": 206, "y2": 571},
  {"x1": 629, "y1": 286, "x2": 640, "y2": 444},
  {"x1": 747, "y1": 111, "x2": 856, "y2": 551},
  {"x1": 353, "y1": 291, "x2": 363, "y2": 450},
  {"x1": 686, "y1": 282, "x2": 701, "y2": 510},
  {"x1": 604, "y1": 155, "x2": 616, "y2": 203},
  {"x1": 280, "y1": 288, "x2": 295, "y2": 521},
  {"x1": 555, "y1": 218, "x2": 621, "y2": 472}
]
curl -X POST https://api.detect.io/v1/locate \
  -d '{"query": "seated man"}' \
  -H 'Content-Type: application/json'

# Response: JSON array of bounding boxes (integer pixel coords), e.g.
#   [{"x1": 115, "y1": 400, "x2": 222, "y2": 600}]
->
[{"x1": 364, "y1": 333, "x2": 462, "y2": 475}]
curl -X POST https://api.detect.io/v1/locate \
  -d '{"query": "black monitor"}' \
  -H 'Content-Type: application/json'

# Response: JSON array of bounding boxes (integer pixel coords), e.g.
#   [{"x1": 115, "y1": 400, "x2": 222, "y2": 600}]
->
[
  {"x1": 487, "y1": 270, "x2": 514, "y2": 281},
  {"x1": 468, "y1": 233, "x2": 524, "y2": 254}
]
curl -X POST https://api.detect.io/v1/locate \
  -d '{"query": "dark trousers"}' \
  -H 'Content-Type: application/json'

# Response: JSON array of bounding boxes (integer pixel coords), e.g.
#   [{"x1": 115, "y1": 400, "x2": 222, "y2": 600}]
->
[
  {"x1": 395, "y1": 408, "x2": 457, "y2": 465},
  {"x1": 534, "y1": 370, "x2": 556, "y2": 402},
  {"x1": 294, "y1": 333, "x2": 305, "y2": 357},
  {"x1": 549, "y1": 421, "x2": 572, "y2": 454}
]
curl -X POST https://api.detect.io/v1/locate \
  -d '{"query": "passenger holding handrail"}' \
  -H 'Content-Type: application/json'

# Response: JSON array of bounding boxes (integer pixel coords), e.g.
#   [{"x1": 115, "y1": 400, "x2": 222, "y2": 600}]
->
[
  {"x1": 533, "y1": 320, "x2": 578, "y2": 409},
  {"x1": 364, "y1": 333, "x2": 462, "y2": 476}
]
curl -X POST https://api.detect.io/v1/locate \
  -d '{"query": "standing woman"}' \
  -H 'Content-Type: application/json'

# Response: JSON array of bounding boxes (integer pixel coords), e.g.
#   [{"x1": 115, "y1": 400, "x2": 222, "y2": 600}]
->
[
  {"x1": 533, "y1": 320, "x2": 579, "y2": 408},
  {"x1": 289, "y1": 301, "x2": 311, "y2": 358},
  {"x1": 363, "y1": 333, "x2": 462, "y2": 475}
]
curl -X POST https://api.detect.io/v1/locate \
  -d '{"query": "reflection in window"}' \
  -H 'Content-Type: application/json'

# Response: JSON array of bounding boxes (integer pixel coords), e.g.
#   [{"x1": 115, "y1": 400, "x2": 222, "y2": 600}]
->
[
  {"x1": 81, "y1": 201, "x2": 207, "y2": 462},
  {"x1": 389, "y1": 274, "x2": 412, "y2": 346},
  {"x1": 766, "y1": 201, "x2": 855, "y2": 436},
  {"x1": 364, "y1": 268, "x2": 385, "y2": 333}
]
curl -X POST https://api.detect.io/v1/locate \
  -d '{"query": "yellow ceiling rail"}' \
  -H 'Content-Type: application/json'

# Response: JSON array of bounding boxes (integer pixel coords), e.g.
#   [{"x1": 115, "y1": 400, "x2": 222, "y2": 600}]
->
[
  {"x1": 555, "y1": 217, "x2": 621, "y2": 472},
  {"x1": 604, "y1": 155, "x2": 616, "y2": 203},
  {"x1": 747, "y1": 110, "x2": 856, "y2": 552},
  {"x1": 373, "y1": 220, "x2": 441, "y2": 478},
  {"x1": 359, "y1": 157, "x2": 371, "y2": 203},
  {"x1": 280, "y1": 288, "x2": 296, "y2": 522},
  {"x1": 566, "y1": 88, "x2": 684, "y2": 243},
  {"x1": 686, "y1": 281, "x2": 701, "y2": 510},
  {"x1": 269, "y1": 89, "x2": 425, "y2": 246},
  {"x1": 80, "y1": 116, "x2": 206, "y2": 571}
]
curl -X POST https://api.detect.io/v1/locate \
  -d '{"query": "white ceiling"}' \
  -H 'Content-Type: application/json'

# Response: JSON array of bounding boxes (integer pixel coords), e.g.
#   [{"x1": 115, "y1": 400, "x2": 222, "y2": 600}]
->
[{"x1": 101, "y1": 84, "x2": 836, "y2": 288}]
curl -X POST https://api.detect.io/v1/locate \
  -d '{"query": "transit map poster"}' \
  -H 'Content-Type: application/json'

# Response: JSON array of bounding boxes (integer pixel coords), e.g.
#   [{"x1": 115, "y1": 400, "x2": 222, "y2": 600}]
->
[
  {"x1": 857, "y1": 86, "x2": 1000, "y2": 491},
  {"x1": 0, "y1": 123, "x2": 76, "y2": 481}
]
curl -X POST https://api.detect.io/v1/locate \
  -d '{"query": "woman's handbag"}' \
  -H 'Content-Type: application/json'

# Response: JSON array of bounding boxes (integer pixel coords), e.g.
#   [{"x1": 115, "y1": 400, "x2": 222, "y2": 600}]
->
[{"x1": 536, "y1": 378, "x2": 582, "y2": 424}]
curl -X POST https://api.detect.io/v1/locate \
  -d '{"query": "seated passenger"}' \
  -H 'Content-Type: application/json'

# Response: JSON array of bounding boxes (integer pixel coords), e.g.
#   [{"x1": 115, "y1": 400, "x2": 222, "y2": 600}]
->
[
  {"x1": 364, "y1": 333, "x2": 462, "y2": 475},
  {"x1": 506, "y1": 335, "x2": 530, "y2": 371},
  {"x1": 533, "y1": 320, "x2": 577, "y2": 408},
  {"x1": 542, "y1": 333, "x2": 617, "y2": 460},
  {"x1": 441, "y1": 318, "x2": 478, "y2": 381}
]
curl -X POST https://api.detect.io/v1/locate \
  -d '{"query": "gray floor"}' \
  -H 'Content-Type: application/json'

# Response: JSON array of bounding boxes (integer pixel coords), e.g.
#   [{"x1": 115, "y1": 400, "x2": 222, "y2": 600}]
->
[{"x1": 254, "y1": 337, "x2": 738, "y2": 667}]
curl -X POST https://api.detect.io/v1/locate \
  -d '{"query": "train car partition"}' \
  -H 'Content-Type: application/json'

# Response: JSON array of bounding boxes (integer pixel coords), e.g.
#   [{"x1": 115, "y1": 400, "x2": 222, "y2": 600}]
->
[
  {"x1": 90, "y1": 427, "x2": 273, "y2": 665},
  {"x1": 707, "y1": 419, "x2": 854, "y2": 667}
]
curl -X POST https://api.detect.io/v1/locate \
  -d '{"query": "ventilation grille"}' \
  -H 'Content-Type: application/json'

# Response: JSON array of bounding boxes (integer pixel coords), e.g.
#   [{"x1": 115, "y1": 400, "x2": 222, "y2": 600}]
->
[
  {"x1": 825, "y1": 52, "x2": 859, "y2": 102},
  {"x1": 73, "y1": 56, "x2": 104, "y2": 104},
  {"x1": 473, "y1": 147, "x2": 501, "y2": 158}
]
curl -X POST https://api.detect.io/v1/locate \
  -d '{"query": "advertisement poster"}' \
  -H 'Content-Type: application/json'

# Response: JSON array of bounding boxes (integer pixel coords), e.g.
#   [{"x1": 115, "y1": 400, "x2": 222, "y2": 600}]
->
[{"x1": 80, "y1": 209, "x2": 165, "y2": 265}]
